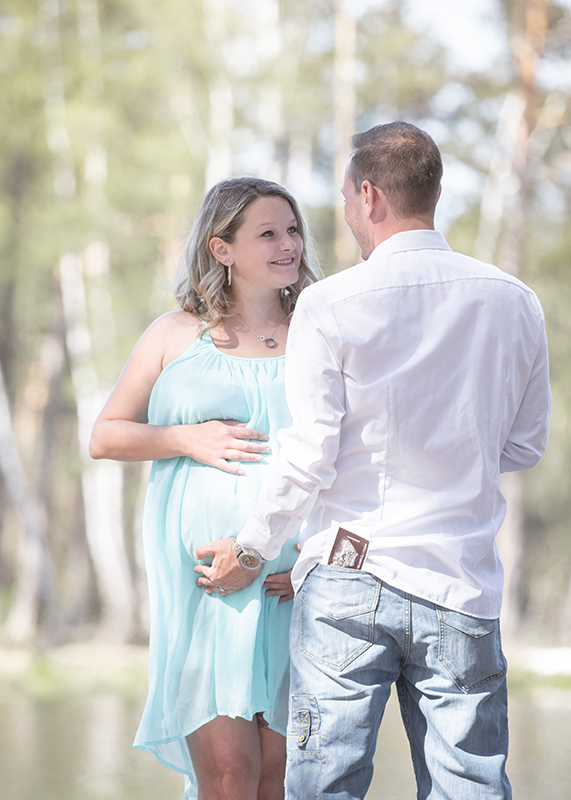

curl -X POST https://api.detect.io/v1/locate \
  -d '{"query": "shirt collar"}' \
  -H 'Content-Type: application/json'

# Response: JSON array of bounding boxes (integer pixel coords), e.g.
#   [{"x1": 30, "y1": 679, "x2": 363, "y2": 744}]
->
[{"x1": 367, "y1": 229, "x2": 452, "y2": 261}]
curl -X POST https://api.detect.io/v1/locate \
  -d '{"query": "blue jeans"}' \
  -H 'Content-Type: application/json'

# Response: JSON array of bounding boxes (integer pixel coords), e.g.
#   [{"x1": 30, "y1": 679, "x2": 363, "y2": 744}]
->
[{"x1": 286, "y1": 565, "x2": 511, "y2": 800}]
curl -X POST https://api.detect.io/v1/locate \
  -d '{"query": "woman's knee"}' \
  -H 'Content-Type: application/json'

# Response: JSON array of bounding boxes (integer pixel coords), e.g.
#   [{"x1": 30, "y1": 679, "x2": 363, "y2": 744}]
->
[
  {"x1": 216, "y1": 760, "x2": 261, "y2": 796},
  {"x1": 188, "y1": 717, "x2": 263, "y2": 800}
]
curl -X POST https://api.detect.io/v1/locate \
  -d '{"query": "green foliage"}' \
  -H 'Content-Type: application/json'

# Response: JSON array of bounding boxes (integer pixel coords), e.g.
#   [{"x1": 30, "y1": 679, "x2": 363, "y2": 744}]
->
[{"x1": 1, "y1": 0, "x2": 570, "y2": 642}]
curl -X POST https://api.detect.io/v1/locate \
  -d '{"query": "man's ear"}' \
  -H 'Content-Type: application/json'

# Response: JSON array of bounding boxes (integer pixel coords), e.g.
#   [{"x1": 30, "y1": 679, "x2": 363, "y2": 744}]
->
[
  {"x1": 209, "y1": 236, "x2": 231, "y2": 264},
  {"x1": 362, "y1": 181, "x2": 387, "y2": 223}
]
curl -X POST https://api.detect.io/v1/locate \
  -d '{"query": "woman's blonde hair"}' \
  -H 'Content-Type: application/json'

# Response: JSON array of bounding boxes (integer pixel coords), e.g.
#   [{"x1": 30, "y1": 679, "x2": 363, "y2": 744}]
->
[{"x1": 174, "y1": 177, "x2": 321, "y2": 332}]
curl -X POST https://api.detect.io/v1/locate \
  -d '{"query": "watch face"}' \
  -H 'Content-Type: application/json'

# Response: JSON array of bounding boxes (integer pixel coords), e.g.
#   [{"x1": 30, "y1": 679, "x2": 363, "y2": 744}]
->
[{"x1": 240, "y1": 553, "x2": 261, "y2": 570}]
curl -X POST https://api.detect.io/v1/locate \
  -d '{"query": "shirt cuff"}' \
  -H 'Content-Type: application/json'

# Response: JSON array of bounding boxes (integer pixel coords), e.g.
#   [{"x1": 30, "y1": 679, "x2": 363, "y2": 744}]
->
[{"x1": 236, "y1": 513, "x2": 303, "y2": 561}]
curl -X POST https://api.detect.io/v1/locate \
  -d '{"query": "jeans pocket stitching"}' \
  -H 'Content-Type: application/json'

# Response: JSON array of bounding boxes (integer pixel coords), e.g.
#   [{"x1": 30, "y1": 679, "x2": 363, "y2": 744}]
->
[
  {"x1": 302, "y1": 599, "x2": 377, "y2": 621},
  {"x1": 438, "y1": 613, "x2": 507, "y2": 693},
  {"x1": 301, "y1": 572, "x2": 380, "y2": 619},
  {"x1": 299, "y1": 580, "x2": 380, "y2": 671},
  {"x1": 300, "y1": 636, "x2": 373, "y2": 671}
]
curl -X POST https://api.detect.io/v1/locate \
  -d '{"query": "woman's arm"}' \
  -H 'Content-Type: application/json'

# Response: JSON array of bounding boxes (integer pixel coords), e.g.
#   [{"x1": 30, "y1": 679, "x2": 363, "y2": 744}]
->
[{"x1": 89, "y1": 313, "x2": 271, "y2": 473}]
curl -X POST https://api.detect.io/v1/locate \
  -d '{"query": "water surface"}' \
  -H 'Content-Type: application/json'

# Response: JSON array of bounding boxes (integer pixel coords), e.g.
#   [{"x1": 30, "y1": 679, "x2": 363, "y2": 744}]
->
[{"x1": 1, "y1": 684, "x2": 570, "y2": 799}]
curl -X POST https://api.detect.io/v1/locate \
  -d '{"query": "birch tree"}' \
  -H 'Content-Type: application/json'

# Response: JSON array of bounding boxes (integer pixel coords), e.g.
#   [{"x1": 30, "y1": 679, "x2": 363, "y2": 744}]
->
[
  {"x1": 2, "y1": 0, "x2": 570, "y2": 646},
  {"x1": 255, "y1": 0, "x2": 283, "y2": 181},
  {"x1": 59, "y1": 251, "x2": 135, "y2": 641},
  {"x1": 482, "y1": 0, "x2": 549, "y2": 639},
  {"x1": 204, "y1": 0, "x2": 234, "y2": 188},
  {"x1": 43, "y1": 0, "x2": 135, "y2": 641},
  {"x1": 334, "y1": 0, "x2": 359, "y2": 270}
]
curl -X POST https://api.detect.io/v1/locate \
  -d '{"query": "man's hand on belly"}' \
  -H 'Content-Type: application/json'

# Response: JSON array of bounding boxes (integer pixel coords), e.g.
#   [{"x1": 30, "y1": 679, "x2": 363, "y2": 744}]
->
[{"x1": 194, "y1": 537, "x2": 260, "y2": 595}]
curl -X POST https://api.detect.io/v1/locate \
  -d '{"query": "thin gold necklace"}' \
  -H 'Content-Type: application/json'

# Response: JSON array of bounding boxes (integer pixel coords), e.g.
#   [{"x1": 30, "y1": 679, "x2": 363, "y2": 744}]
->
[{"x1": 230, "y1": 309, "x2": 285, "y2": 349}]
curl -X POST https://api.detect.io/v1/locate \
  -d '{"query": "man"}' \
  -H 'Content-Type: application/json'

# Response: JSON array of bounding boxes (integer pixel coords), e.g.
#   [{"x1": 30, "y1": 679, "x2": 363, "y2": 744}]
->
[{"x1": 196, "y1": 122, "x2": 550, "y2": 799}]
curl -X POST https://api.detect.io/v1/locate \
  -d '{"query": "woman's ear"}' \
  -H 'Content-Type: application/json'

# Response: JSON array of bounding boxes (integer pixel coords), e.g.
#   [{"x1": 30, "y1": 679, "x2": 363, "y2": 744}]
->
[{"x1": 209, "y1": 237, "x2": 231, "y2": 264}]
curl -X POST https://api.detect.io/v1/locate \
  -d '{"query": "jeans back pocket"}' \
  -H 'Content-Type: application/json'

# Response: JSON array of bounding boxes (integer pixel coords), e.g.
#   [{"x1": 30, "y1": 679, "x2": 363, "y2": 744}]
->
[
  {"x1": 300, "y1": 566, "x2": 381, "y2": 671},
  {"x1": 438, "y1": 608, "x2": 507, "y2": 693}
]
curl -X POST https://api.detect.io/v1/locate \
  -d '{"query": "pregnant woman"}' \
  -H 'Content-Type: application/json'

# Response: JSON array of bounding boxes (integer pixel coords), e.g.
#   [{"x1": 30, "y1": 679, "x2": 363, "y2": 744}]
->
[{"x1": 89, "y1": 177, "x2": 320, "y2": 800}]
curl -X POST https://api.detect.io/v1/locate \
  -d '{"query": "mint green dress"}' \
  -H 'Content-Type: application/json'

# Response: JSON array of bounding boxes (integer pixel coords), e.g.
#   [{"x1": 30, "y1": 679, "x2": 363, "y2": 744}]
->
[{"x1": 133, "y1": 333, "x2": 297, "y2": 799}]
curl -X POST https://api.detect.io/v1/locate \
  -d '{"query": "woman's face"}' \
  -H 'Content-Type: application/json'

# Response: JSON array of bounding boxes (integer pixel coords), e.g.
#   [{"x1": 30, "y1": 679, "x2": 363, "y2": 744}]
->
[{"x1": 218, "y1": 196, "x2": 303, "y2": 291}]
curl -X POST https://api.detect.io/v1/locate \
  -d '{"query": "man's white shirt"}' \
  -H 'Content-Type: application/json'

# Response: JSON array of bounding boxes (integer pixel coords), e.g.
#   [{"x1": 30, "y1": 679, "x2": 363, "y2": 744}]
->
[{"x1": 237, "y1": 230, "x2": 551, "y2": 618}]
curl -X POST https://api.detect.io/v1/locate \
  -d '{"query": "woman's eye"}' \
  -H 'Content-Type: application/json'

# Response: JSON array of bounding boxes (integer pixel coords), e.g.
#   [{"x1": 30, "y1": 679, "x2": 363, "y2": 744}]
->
[
  {"x1": 288, "y1": 226, "x2": 299, "y2": 235},
  {"x1": 261, "y1": 230, "x2": 274, "y2": 237}
]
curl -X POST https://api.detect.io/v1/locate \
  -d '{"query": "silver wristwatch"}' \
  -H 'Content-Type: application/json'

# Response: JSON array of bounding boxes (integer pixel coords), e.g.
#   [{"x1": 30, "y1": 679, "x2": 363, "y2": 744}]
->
[{"x1": 234, "y1": 541, "x2": 266, "y2": 572}]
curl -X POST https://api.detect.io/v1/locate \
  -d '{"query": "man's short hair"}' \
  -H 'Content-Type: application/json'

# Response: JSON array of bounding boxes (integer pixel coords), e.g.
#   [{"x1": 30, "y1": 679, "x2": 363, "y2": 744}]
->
[{"x1": 348, "y1": 122, "x2": 443, "y2": 218}]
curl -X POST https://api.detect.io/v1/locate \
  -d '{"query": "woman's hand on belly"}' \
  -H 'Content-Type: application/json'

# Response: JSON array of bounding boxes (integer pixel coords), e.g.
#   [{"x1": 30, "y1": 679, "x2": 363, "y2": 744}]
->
[
  {"x1": 181, "y1": 420, "x2": 271, "y2": 474},
  {"x1": 263, "y1": 570, "x2": 294, "y2": 603}
]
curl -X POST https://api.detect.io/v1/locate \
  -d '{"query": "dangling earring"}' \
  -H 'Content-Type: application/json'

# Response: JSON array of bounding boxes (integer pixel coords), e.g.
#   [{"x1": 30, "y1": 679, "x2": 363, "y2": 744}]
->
[{"x1": 225, "y1": 260, "x2": 232, "y2": 286}]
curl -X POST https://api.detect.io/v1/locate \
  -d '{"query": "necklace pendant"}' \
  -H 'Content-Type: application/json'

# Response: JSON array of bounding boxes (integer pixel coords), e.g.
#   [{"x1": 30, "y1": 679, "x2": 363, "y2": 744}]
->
[{"x1": 230, "y1": 310, "x2": 284, "y2": 350}]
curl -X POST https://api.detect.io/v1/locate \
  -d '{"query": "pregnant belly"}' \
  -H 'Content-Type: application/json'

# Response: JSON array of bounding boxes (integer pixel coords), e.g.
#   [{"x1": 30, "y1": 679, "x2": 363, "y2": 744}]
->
[
  {"x1": 179, "y1": 458, "x2": 271, "y2": 554},
  {"x1": 146, "y1": 456, "x2": 298, "y2": 574}
]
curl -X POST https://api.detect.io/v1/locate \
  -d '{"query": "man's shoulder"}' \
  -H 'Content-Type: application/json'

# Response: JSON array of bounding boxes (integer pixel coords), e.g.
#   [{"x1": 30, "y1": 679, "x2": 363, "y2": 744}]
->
[
  {"x1": 442, "y1": 251, "x2": 543, "y2": 306},
  {"x1": 300, "y1": 241, "x2": 542, "y2": 315},
  {"x1": 301, "y1": 261, "x2": 374, "y2": 304}
]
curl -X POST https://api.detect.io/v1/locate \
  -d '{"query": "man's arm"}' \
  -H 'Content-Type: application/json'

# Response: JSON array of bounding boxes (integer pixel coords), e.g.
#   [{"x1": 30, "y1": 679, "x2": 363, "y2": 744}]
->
[
  {"x1": 237, "y1": 287, "x2": 346, "y2": 558},
  {"x1": 194, "y1": 286, "x2": 346, "y2": 591},
  {"x1": 500, "y1": 321, "x2": 551, "y2": 473}
]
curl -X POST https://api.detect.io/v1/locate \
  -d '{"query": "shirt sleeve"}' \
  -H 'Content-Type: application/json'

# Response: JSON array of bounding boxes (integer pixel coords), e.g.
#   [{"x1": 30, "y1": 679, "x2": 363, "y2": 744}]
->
[
  {"x1": 237, "y1": 286, "x2": 345, "y2": 560},
  {"x1": 500, "y1": 308, "x2": 551, "y2": 473}
]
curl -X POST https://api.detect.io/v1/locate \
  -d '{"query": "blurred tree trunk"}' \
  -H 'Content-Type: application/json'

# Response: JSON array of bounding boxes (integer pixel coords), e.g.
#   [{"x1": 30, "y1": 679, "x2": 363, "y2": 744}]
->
[
  {"x1": 13, "y1": 284, "x2": 67, "y2": 642},
  {"x1": 47, "y1": 0, "x2": 134, "y2": 642},
  {"x1": 334, "y1": 1, "x2": 359, "y2": 271},
  {"x1": 204, "y1": 0, "x2": 233, "y2": 188},
  {"x1": 255, "y1": 0, "x2": 283, "y2": 182},
  {"x1": 59, "y1": 251, "x2": 135, "y2": 642},
  {"x1": 473, "y1": 91, "x2": 528, "y2": 639},
  {"x1": 36, "y1": 281, "x2": 67, "y2": 515},
  {"x1": 489, "y1": 0, "x2": 548, "y2": 639},
  {"x1": 0, "y1": 152, "x2": 30, "y2": 581},
  {"x1": 0, "y1": 158, "x2": 25, "y2": 400},
  {"x1": 133, "y1": 461, "x2": 152, "y2": 638},
  {"x1": 0, "y1": 366, "x2": 57, "y2": 643}
]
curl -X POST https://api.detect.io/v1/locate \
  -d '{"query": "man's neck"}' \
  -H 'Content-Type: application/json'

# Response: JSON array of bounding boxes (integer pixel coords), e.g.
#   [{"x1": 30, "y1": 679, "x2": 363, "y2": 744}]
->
[{"x1": 371, "y1": 218, "x2": 435, "y2": 251}]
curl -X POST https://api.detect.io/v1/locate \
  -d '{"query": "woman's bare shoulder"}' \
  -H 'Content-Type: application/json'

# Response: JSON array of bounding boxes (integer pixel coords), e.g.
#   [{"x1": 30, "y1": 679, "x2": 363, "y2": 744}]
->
[
  {"x1": 143, "y1": 310, "x2": 203, "y2": 366},
  {"x1": 140, "y1": 310, "x2": 198, "y2": 342},
  {"x1": 146, "y1": 309, "x2": 199, "y2": 333}
]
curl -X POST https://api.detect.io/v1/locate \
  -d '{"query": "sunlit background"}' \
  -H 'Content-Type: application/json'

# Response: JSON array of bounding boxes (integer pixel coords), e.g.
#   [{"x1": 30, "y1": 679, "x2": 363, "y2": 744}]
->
[{"x1": 1, "y1": 0, "x2": 571, "y2": 798}]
